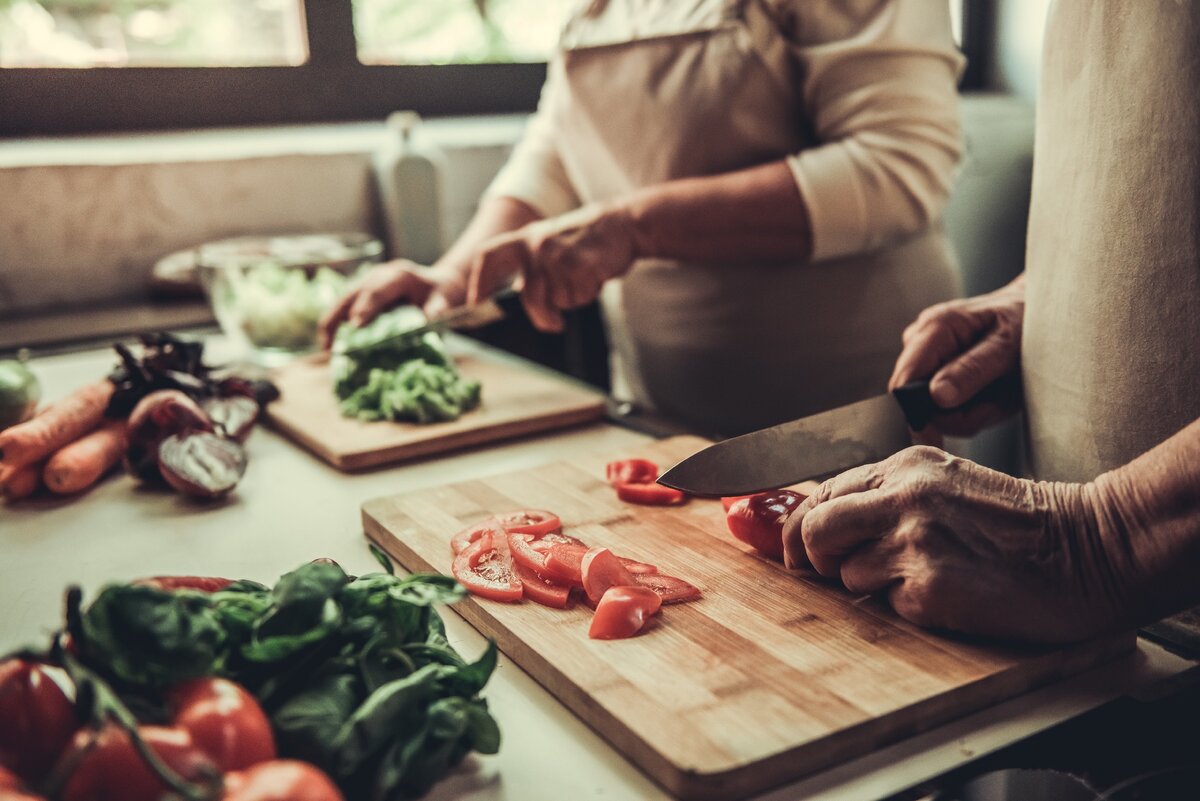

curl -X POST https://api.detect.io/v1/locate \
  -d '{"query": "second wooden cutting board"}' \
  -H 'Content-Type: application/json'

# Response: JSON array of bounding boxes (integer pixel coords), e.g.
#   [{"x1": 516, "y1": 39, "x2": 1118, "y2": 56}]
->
[
  {"x1": 362, "y1": 435, "x2": 1132, "y2": 801},
  {"x1": 267, "y1": 349, "x2": 606, "y2": 471}
]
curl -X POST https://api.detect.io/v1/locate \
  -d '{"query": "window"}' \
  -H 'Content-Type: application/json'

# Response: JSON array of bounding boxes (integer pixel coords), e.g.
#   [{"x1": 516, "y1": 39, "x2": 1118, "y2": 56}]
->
[{"x1": 0, "y1": 0, "x2": 985, "y2": 137}]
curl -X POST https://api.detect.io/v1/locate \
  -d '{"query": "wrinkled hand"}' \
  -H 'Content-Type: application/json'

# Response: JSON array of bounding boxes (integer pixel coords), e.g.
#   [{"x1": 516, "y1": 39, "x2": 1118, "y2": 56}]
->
[
  {"x1": 888, "y1": 278, "x2": 1027, "y2": 445},
  {"x1": 782, "y1": 446, "x2": 1132, "y2": 643},
  {"x1": 318, "y1": 260, "x2": 466, "y2": 349},
  {"x1": 467, "y1": 203, "x2": 640, "y2": 333}
]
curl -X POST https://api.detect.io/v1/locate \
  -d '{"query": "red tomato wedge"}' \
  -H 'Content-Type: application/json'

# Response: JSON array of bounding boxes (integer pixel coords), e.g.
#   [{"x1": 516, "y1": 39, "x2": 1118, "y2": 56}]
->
[
  {"x1": 614, "y1": 482, "x2": 687, "y2": 506},
  {"x1": 589, "y1": 586, "x2": 662, "y2": 640},
  {"x1": 540, "y1": 543, "x2": 657, "y2": 586},
  {"x1": 634, "y1": 573, "x2": 702, "y2": 604},
  {"x1": 509, "y1": 530, "x2": 585, "y2": 573},
  {"x1": 450, "y1": 518, "x2": 503, "y2": 556},
  {"x1": 451, "y1": 530, "x2": 523, "y2": 603},
  {"x1": 496, "y1": 509, "x2": 562, "y2": 537},
  {"x1": 580, "y1": 547, "x2": 637, "y2": 605},
  {"x1": 512, "y1": 562, "x2": 571, "y2": 609},
  {"x1": 725, "y1": 490, "x2": 807, "y2": 559},
  {"x1": 721, "y1": 494, "x2": 761, "y2": 511},
  {"x1": 605, "y1": 458, "x2": 659, "y2": 486}
]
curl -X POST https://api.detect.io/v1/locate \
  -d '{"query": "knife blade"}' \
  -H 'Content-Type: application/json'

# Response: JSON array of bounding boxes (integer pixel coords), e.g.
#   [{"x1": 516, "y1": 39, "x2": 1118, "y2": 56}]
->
[
  {"x1": 333, "y1": 286, "x2": 521, "y2": 357},
  {"x1": 656, "y1": 382, "x2": 937, "y2": 497}
]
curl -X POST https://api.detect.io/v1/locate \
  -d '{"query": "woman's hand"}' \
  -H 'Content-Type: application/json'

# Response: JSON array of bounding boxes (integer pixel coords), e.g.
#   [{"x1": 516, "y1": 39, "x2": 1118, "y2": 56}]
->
[
  {"x1": 467, "y1": 203, "x2": 640, "y2": 333},
  {"x1": 317, "y1": 261, "x2": 467, "y2": 349},
  {"x1": 888, "y1": 275, "x2": 1027, "y2": 444},
  {"x1": 782, "y1": 446, "x2": 1134, "y2": 643}
]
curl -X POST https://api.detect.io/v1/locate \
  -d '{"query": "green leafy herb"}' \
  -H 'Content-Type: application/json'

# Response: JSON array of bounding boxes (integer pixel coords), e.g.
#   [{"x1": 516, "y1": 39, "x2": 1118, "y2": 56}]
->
[{"x1": 58, "y1": 558, "x2": 500, "y2": 800}]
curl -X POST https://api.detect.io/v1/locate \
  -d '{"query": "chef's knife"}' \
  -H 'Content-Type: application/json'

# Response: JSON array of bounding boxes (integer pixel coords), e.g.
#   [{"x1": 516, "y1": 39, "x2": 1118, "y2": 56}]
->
[
  {"x1": 656, "y1": 381, "x2": 938, "y2": 497},
  {"x1": 334, "y1": 287, "x2": 521, "y2": 357}
]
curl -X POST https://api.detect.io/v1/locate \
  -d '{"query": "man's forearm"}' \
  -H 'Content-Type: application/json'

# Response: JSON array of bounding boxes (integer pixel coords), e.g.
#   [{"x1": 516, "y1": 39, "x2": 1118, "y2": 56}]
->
[
  {"x1": 622, "y1": 160, "x2": 814, "y2": 264},
  {"x1": 1088, "y1": 416, "x2": 1200, "y2": 626}
]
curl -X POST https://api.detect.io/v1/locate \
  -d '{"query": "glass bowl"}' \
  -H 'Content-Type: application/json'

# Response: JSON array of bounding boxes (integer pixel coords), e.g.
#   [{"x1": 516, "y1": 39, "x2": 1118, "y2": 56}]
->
[{"x1": 196, "y1": 233, "x2": 383, "y2": 365}]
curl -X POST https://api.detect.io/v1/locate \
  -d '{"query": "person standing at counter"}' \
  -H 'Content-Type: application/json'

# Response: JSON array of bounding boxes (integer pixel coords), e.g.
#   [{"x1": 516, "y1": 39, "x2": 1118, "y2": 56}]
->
[
  {"x1": 321, "y1": 0, "x2": 965, "y2": 435},
  {"x1": 783, "y1": 1, "x2": 1200, "y2": 643}
]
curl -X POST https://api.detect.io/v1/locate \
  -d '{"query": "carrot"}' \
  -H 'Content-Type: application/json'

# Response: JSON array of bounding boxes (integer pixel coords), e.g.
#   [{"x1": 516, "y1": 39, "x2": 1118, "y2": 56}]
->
[
  {"x1": 0, "y1": 380, "x2": 114, "y2": 469},
  {"x1": 0, "y1": 460, "x2": 45, "y2": 501},
  {"x1": 42, "y1": 419, "x2": 128, "y2": 495}
]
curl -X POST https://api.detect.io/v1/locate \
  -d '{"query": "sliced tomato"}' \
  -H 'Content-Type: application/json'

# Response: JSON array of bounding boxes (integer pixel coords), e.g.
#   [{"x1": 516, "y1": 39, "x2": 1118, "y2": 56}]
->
[
  {"x1": 720, "y1": 494, "x2": 761, "y2": 511},
  {"x1": 620, "y1": 557, "x2": 658, "y2": 576},
  {"x1": 512, "y1": 562, "x2": 571, "y2": 609},
  {"x1": 541, "y1": 543, "x2": 586, "y2": 586},
  {"x1": 614, "y1": 482, "x2": 687, "y2": 506},
  {"x1": 634, "y1": 573, "x2": 702, "y2": 604},
  {"x1": 589, "y1": 586, "x2": 662, "y2": 640},
  {"x1": 509, "y1": 530, "x2": 585, "y2": 573},
  {"x1": 496, "y1": 509, "x2": 561, "y2": 538},
  {"x1": 580, "y1": 547, "x2": 638, "y2": 605},
  {"x1": 450, "y1": 518, "x2": 502, "y2": 556},
  {"x1": 605, "y1": 458, "x2": 659, "y2": 486},
  {"x1": 725, "y1": 490, "x2": 807, "y2": 560},
  {"x1": 451, "y1": 531, "x2": 524, "y2": 603}
]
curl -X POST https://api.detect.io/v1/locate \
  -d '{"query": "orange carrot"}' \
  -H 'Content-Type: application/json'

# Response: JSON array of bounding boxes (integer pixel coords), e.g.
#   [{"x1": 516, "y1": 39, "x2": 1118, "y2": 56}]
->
[
  {"x1": 0, "y1": 380, "x2": 114, "y2": 469},
  {"x1": 42, "y1": 420, "x2": 128, "y2": 495},
  {"x1": 1, "y1": 460, "x2": 45, "y2": 501}
]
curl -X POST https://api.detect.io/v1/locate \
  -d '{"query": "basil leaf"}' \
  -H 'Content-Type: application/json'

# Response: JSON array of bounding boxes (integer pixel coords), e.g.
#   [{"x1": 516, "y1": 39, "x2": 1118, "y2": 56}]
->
[
  {"x1": 465, "y1": 699, "x2": 501, "y2": 755},
  {"x1": 441, "y1": 640, "x2": 497, "y2": 697},
  {"x1": 242, "y1": 598, "x2": 342, "y2": 663},
  {"x1": 80, "y1": 585, "x2": 225, "y2": 687},
  {"x1": 331, "y1": 663, "x2": 444, "y2": 776},
  {"x1": 369, "y1": 544, "x2": 395, "y2": 576},
  {"x1": 272, "y1": 672, "x2": 362, "y2": 765},
  {"x1": 256, "y1": 562, "x2": 349, "y2": 638},
  {"x1": 389, "y1": 574, "x2": 465, "y2": 607}
]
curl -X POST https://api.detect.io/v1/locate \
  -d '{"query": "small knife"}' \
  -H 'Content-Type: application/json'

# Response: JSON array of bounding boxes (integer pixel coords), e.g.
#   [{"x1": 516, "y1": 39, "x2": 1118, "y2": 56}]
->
[
  {"x1": 656, "y1": 381, "x2": 939, "y2": 497},
  {"x1": 334, "y1": 287, "x2": 522, "y2": 357}
]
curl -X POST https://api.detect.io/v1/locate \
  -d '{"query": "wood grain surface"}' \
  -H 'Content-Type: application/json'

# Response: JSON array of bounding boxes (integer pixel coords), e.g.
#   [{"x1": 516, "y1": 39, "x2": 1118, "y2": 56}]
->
[
  {"x1": 362, "y1": 436, "x2": 1133, "y2": 800},
  {"x1": 266, "y1": 352, "x2": 607, "y2": 471}
]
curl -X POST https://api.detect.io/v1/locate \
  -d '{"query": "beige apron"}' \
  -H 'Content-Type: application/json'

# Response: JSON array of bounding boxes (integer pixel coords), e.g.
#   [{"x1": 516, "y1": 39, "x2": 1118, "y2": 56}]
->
[
  {"x1": 550, "y1": 0, "x2": 962, "y2": 435},
  {"x1": 1023, "y1": 0, "x2": 1200, "y2": 482}
]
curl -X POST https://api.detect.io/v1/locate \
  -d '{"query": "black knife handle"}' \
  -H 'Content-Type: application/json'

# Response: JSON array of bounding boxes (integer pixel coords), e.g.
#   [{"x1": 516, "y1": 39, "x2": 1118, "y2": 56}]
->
[
  {"x1": 892, "y1": 376, "x2": 1022, "y2": 432},
  {"x1": 892, "y1": 380, "x2": 937, "y2": 431}
]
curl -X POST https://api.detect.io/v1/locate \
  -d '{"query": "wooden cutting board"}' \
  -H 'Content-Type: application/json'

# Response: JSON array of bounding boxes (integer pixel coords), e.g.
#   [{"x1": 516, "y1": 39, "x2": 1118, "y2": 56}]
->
[
  {"x1": 266, "y1": 352, "x2": 607, "y2": 470},
  {"x1": 362, "y1": 436, "x2": 1132, "y2": 800}
]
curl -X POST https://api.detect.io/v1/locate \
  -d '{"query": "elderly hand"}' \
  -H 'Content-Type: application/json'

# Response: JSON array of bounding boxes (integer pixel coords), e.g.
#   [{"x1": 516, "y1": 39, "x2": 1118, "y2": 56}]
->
[
  {"x1": 888, "y1": 276, "x2": 1027, "y2": 445},
  {"x1": 317, "y1": 261, "x2": 466, "y2": 349},
  {"x1": 466, "y1": 203, "x2": 640, "y2": 333},
  {"x1": 782, "y1": 446, "x2": 1133, "y2": 643}
]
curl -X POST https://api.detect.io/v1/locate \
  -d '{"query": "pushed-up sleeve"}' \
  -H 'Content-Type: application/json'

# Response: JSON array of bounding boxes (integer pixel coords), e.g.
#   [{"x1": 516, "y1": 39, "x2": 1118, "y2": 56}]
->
[
  {"x1": 783, "y1": 0, "x2": 965, "y2": 261},
  {"x1": 482, "y1": 55, "x2": 581, "y2": 219}
]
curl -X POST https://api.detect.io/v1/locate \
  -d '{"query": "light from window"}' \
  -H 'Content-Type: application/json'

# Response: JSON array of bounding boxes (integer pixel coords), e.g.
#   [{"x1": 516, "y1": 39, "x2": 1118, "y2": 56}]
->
[
  {"x1": 0, "y1": 0, "x2": 307, "y2": 67},
  {"x1": 354, "y1": 0, "x2": 574, "y2": 65}
]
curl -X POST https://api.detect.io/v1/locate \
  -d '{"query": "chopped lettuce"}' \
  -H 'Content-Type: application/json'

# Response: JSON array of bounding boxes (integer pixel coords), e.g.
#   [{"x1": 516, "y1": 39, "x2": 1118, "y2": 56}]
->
[{"x1": 332, "y1": 307, "x2": 481, "y2": 424}]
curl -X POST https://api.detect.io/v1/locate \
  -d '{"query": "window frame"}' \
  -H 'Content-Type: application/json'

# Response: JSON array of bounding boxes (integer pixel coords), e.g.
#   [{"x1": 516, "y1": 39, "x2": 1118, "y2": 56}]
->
[
  {"x1": 0, "y1": 0, "x2": 547, "y2": 136},
  {"x1": 0, "y1": 0, "x2": 987, "y2": 137}
]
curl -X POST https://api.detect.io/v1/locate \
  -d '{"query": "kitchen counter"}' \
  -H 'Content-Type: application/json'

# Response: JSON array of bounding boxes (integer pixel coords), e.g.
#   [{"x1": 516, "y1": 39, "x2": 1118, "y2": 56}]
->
[{"x1": 2, "y1": 337, "x2": 1197, "y2": 801}]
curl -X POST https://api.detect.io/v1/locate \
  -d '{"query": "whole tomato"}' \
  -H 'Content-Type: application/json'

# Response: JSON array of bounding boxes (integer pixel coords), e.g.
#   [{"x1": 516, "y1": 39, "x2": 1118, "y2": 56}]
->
[
  {"x1": 58, "y1": 725, "x2": 218, "y2": 801},
  {"x1": 222, "y1": 760, "x2": 345, "y2": 801},
  {"x1": 0, "y1": 660, "x2": 78, "y2": 782},
  {"x1": 725, "y1": 490, "x2": 807, "y2": 560},
  {"x1": 166, "y1": 678, "x2": 276, "y2": 772}
]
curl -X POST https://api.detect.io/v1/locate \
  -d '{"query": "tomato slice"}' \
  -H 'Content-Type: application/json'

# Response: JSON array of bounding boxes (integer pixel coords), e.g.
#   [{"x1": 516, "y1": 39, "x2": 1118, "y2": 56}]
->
[
  {"x1": 496, "y1": 509, "x2": 562, "y2": 538},
  {"x1": 450, "y1": 518, "x2": 503, "y2": 556},
  {"x1": 725, "y1": 490, "x2": 807, "y2": 560},
  {"x1": 614, "y1": 482, "x2": 687, "y2": 506},
  {"x1": 605, "y1": 458, "x2": 659, "y2": 486},
  {"x1": 634, "y1": 573, "x2": 702, "y2": 604},
  {"x1": 512, "y1": 562, "x2": 571, "y2": 609},
  {"x1": 589, "y1": 586, "x2": 662, "y2": 640},
  {"x1": 509, "y1": 530, "x2": 585, "y2": 573},
  {"x1": 581, "y1": 547, "x2": 638, "y2": 605},
  {"x1": 540, "y1": 542, "x2": 657, "y2": 586},
  {"x1": 451, "y1": 530, "x2": 524, "y2": 603}
]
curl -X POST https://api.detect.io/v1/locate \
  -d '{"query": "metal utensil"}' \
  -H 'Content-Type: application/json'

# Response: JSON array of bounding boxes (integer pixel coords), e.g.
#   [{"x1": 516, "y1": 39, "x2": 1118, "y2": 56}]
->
[{"x1": 657, "y1": 382, "x2": 937, "y2": 497}]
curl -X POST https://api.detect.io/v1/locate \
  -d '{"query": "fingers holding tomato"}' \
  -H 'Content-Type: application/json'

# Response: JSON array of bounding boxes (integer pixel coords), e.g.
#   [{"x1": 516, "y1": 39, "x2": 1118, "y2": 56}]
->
[{"x1": 725, "y1": 490, "x2": 807, "y2": 561}]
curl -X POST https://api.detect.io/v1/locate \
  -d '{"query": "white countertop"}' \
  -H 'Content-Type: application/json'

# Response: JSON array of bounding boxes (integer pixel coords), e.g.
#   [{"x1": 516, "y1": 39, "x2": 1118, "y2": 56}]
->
[{"x1": 3, "y1": 339, "x2": 1197, "y2": 801}]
